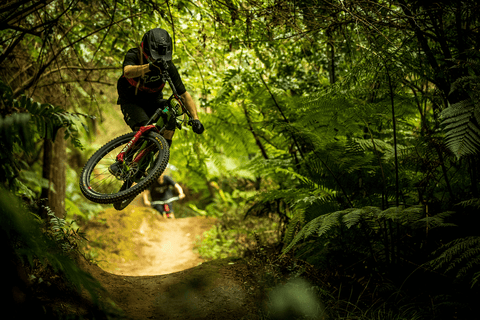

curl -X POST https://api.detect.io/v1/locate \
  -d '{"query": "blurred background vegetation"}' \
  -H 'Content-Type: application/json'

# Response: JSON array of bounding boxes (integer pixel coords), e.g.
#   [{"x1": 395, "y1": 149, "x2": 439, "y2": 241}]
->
[{"x1": 2, "y1": 0, "x2": 480, "y2": 319}]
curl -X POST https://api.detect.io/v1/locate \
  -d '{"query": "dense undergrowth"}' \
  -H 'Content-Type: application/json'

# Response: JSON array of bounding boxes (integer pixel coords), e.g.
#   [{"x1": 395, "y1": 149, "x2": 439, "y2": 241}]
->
[
  {"x1": 3, "y1": 0, "x2": 480, "y2": 319},
  {"x1": 0, "y1": 187, "x2": 124, "y2": 319}
]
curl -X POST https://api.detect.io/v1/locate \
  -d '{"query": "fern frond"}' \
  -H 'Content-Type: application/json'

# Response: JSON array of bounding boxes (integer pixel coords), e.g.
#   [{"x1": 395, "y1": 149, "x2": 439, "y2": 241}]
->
[
  {"x1": 283, "y1": 211, "x2": 305, "y2": 245},
  {"x1": 430, "y1": 236, "x2": 480, "y2": 286},
  {"x1": 415, "y1": 211, "x2": 457, "y2": 229},
  {"x1": 350, "y1": 138, "x2": 392, "y2": 153},
  {"x1": 282, "y1": 207, "x2": 354, "y2": 254},
  {"x1": 457, "y1": 198, "x2": 480, "y2": 208},
  {"x1": 283, "y1": 206, "x2": 455, "y2": 256},
  {"x1": 441, "y1": 98, "x2": 480, "y2": 157},
  {"x1": 316, "y1": 210, "x2": 345, "y2": 237},
  {"x1": 209, "y1": 69, "x2": 242, "y2": 107},
  {"x1": 343, "y1": 207, "x2": 380, "y2": 228}
]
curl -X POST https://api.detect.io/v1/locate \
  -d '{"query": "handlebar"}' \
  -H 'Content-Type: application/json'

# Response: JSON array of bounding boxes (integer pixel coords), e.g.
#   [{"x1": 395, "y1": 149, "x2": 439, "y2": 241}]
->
[
  {"x1": 145, "y1": 58, "x2": 193, "y2": 129},
  {"x1": 150, "y1": 196, "x2": 180, "y2": 205}
]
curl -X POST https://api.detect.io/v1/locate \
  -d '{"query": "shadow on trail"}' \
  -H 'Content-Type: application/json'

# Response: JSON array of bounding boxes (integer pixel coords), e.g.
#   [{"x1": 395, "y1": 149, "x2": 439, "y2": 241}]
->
[
  {"x1": 81, "y1": 257, "x2": 262, "y2": 320},
  {"x1": 81, "y1": 201, "x2": 263, "y2": 319}
]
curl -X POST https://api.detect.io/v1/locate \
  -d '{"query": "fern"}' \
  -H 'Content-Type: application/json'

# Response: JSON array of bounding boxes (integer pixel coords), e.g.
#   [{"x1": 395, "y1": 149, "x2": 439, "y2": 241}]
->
[
  {"x1": 0, "y1": 80, "x2": 86, "y2": 191},
  {"x1": 16, "y1": 95, "x2": 85, "y2": 149},
  {"x1": 430, "y1": 236, "x2": 480, "y2": 287},
  {"x1": 441, "y1": 99, "x2": 480, "y2": 157},
  {"x1": 1, "y1": 188, "x2": 102, "y2": 302},
  {"x1": 441, "y1": 59, "x2": 480, "y2": 158},
  {"x1": 283, "y1": 211, "x2": 305, "y2": 245},
  {"x1": 282, "y1": 205, "x2": 455, "y2": 257},
  {"x1": 343, "y1": 207, "x2": 380, "y2": 228},
  {"x1": 45, "y1": 206, "x2": 86, "y2": 254},
  {"x1": 282, "y1": 207, "x2": 353, "y2": 254},
  {"x1": 457, "y1": 198, "x2": 480, "y2": 208}
]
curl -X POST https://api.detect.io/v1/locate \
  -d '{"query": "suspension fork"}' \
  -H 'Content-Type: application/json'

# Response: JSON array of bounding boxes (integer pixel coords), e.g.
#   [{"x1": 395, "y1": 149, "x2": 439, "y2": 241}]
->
[{"x1": 116, "y1": 125, "x2": 157, "y2": 163}]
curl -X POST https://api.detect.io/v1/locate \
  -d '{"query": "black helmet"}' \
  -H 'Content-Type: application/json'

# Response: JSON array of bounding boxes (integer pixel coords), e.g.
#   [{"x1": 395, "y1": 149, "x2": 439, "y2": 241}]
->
[{"x1": 141, "y1": 28, "x2": 172, "y2": 61}]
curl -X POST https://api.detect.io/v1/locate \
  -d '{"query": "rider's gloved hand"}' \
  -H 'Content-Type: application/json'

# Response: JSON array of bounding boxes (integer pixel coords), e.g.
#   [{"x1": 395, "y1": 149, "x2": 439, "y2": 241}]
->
[
  {"x1": 148, "y1": 61, "x2": 161, "y2": 76},
  {"x1": 190, "y1": 119, "x2": 204, "y2": 134},
  {"x1": 153, "y1": 58, "x2": 168, "y2": 70}
]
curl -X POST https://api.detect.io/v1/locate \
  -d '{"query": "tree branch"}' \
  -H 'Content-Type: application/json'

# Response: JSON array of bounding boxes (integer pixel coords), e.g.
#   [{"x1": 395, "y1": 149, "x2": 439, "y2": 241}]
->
[{"x1": 12, "y1": 12, "x2": 143, "y2": 98}]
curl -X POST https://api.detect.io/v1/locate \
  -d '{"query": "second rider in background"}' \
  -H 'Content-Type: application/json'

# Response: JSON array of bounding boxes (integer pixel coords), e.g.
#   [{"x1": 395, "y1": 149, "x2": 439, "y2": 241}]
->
[{"x1": 143, "y1": 173, "x2": 185, "y2": 219}]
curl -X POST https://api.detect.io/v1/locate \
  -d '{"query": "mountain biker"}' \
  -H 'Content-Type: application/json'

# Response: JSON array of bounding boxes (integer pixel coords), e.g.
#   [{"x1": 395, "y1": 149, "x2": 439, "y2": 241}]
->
[
  {"x1": 116, "y1": 27, "x2": 204, "y2": 142},
  {"x1": 143, "y1": 173, "x2": 185, "y2": 218},
  {"x1": 109, "y1": 27, "x2": 204, "y2": 176}
]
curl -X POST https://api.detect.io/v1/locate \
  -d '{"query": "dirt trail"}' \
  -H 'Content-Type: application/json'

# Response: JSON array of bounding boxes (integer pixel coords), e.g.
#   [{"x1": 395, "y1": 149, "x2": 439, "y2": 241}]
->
[
  {"x1": 78, "y1": 112, "x2": 263, "y2": 319},
  {"x1": 107, "y1": 216, "x2": 212, "y2": 276},
  {"x1": 82, "y1": 201, "x2": 263, "y2": 319},
  {"x1": 82, "y1": 256, "x2": 261, "y2": 320},
  {"x1": 84, "y1": 197, "x2": 215, "y2": 276}
]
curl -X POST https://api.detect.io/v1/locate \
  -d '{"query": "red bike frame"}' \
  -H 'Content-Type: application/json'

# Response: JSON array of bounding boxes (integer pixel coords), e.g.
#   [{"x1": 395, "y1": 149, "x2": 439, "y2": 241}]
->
[{"x1": 115, "y1": 125, "x2": 158, "y2": 163}]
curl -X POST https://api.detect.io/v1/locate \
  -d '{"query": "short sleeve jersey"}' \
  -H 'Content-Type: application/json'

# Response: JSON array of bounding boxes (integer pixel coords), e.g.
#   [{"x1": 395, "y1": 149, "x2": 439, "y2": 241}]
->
[
  {"x1": 117, "y1": 48, "x2": 186, "y2": 105},
  {"x1": 148, "y1": 175, "x2": 176, "y2": 201}
]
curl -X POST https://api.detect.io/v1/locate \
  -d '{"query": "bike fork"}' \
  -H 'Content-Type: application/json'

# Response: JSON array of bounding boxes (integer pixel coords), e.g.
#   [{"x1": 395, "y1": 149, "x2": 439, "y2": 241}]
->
[{"x1": 116, "y1": 125, "x2": 157, "y2": 164}]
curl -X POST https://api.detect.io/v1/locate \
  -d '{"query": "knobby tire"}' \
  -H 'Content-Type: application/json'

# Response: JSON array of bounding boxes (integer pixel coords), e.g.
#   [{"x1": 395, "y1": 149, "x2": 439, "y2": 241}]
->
[
  {"x1": 113, "y1": 181, "x2": 135, "y2": 210},
  {"x1": 79, "y1": 131, "x2": 169, "y2": 204}
]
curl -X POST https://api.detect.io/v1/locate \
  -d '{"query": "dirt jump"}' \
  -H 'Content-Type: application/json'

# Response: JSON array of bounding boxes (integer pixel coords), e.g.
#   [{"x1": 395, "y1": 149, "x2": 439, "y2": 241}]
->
[{"x1": 80, "y1": 198, "x2": 265, "y2": 319}]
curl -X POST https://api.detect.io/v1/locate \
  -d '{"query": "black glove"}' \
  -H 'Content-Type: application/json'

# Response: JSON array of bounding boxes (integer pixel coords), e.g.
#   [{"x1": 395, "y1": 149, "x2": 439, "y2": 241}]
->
[
  {"x1": 153, "y1": 58, "x2": 169, "y2": 70},
  {"x1": 190, "y1": 119, "x2": 204, "y2": 134},
  {"x1": 148, "y1": 61, "x2": 161, "y2": 76}
]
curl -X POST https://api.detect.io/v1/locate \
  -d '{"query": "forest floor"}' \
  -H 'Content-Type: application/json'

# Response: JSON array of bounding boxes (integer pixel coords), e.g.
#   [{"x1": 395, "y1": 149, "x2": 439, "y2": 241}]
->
[
  {"x1": 34, "y1": 106, "x2": 277, "y2": 319},
  {"x1": 23, "y1": 195, "x2": 325, "y2": 320},
  {"x1": 74, "y1": 197, "x2": 270, "y2": 319}
]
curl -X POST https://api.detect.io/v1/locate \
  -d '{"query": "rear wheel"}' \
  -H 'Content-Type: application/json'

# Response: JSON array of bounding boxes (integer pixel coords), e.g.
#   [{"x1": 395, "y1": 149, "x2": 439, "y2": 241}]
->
[{"x1": 79, "y1": 131, "x2": 169, "y2": 204}]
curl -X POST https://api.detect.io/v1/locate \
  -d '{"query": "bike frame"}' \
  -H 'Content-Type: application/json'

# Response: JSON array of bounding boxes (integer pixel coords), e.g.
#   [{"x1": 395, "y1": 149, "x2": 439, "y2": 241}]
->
[
  {"x1": 116, "y1": 125, "x2": 157, "y2": 163},
  {"x1": 115, "y1": 58, "x2": 193, "y2": 166}
]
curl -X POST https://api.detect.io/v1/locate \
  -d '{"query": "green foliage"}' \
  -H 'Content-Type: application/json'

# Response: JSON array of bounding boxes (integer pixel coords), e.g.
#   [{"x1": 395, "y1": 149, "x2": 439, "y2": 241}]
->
[
  {"x1": 195, "y1": 224, "x2": 242, "y2": 260},
  {"x1": 430, "y1": 236, "x2": 480, "y2": 288},
  {"x1": 194, "y1": 185, "x2": 280, "y2": 260},
  {"x1": 3, "y1": 0, "x2": 480, "y2": 316},
  {"x1": 65, "y1": 166, "x2": 105, "y2": 224},
  {"x1": 283, "y1": 211, "x2": 305, "y2": 246},
  {"x1": 282, "y1": 206, "x2": 456, "y2": 265},
  {"x1": 0, "y1": 78, "x2": 86, "y2": 201},
  {"x1": 17, "y1": 95, "x2": 85, "y2": 149},
  {"x1": 0, "y1": 187, "x2": 102, "y2": 302},
  {"x1": 45, "y1": 206, "x2": 87, "y2": 254},
  {"x1": 441, "y1": 65, "x2": 480, "y2": 157}
]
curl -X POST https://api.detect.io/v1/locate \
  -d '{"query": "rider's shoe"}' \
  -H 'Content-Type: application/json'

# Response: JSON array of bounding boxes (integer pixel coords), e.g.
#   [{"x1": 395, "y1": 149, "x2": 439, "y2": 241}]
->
[{"x1": 108, "y1": 161, "x2": 122, "y2": 176}]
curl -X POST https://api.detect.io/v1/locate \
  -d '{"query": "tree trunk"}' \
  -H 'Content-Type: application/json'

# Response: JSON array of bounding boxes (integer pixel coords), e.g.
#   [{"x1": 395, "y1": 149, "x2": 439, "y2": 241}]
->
[
  {"x1": 40, "y1": 128, "x2": 66, "y2": 219},
  {"x1": 327, "y1": 30, "x2": 336, "y2": 84}
]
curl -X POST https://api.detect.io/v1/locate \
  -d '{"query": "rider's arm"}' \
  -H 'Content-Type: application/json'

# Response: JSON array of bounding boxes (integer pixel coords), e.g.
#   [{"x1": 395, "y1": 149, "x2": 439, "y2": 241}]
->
[
  {"x1": 124, "y1": 64, "x2": 156, "y2": 78},
  {"x1": 142, "y1": 190, "x2": 151, "y2": 206},
  {"x1": 174, "y1": 183, "x2": 185, "y2": 199},
  {"x1": 180, "y1": 91, "x2": 199, "y2": 120}
]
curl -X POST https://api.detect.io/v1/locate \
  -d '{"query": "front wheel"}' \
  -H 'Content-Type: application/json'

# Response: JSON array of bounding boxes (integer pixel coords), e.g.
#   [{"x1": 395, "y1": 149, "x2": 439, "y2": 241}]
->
[{"x1": 79, "y1": 131, "x2": 169, "y2": 204}]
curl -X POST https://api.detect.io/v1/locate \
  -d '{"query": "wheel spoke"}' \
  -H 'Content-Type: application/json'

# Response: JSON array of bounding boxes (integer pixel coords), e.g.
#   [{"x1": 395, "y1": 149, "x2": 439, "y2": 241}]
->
[{"x1": 80, "y1": 131, "x2": 170, "y2": 204}]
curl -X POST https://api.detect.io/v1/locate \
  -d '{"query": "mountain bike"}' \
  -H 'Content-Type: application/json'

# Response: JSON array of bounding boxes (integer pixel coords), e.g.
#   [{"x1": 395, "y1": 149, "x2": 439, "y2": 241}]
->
[
  {"x1": 150, "y1": 196, "x2": 181, "y2": 219},
  {"x1": 79, "y1": 58, "x2": 193, "y2": 210}
]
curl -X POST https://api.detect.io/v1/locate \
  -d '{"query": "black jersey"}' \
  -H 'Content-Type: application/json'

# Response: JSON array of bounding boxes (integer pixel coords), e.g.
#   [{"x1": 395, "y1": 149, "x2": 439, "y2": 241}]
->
[
  {"x1": 116, "y1": 48, "x2": 186, "y2": 105},
  {"x1": 149, "y1": 175, "x2": 176, "y2": 201}
]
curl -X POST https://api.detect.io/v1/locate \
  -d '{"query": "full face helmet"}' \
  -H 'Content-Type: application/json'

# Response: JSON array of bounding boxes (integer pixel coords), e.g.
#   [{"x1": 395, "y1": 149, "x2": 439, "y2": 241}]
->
[{"x1": 141, "y1": 28, "x2": 173, "y2": 61}]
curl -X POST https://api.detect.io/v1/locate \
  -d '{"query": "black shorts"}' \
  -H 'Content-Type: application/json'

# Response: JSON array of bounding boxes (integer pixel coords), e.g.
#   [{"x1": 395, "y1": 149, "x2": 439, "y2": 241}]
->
[
  {"x1": 120, "y1": 100, "x2": 176, "y2": 131},
  {"x1": 152, "y1": 203, "x2": 173, "y2": 214}
]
